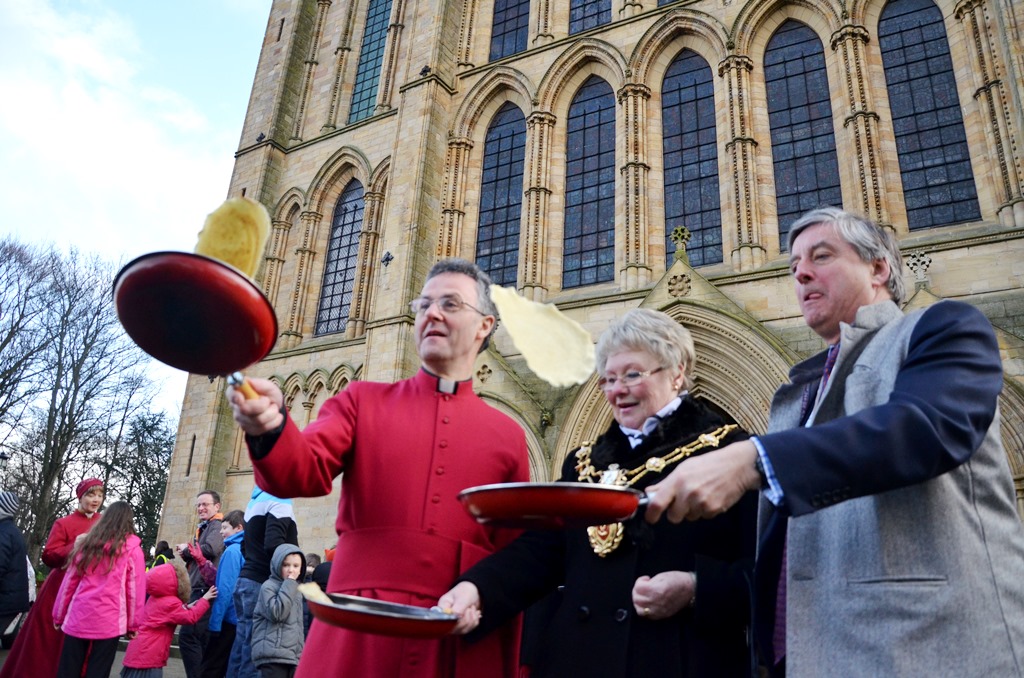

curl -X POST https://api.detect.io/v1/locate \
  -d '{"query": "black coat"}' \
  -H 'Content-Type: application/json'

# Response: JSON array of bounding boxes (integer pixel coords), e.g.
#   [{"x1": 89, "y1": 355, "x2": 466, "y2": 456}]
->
[
  {"x1": 461, "y1": 396, "x2": 757, "y2": 678},
  {"x1": 0, "y1": 517, "x2": 29, "y2": 618}
]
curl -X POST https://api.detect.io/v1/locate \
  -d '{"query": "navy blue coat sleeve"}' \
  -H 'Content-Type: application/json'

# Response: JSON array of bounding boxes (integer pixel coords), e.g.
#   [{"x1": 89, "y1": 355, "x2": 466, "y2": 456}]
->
[{"x1": 760, "y1": 301, "x2": 1003, "y2": 517}]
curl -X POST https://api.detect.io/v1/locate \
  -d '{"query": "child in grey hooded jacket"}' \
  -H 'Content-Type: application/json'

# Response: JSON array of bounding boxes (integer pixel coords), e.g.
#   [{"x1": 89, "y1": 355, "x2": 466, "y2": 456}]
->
[{"x1": 252, "y1": 544, "x2": 305, "y2": 678}]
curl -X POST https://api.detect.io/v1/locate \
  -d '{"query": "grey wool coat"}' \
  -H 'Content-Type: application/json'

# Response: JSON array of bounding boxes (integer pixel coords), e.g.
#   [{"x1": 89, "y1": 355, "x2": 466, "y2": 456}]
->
[{"x1": 755, "y1": 300, "x2": 1024, "y2": 677}]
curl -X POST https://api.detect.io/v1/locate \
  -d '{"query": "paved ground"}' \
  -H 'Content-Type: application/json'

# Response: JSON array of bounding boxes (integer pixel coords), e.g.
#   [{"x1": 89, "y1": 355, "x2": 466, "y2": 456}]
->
[{"x1": 0, "y1": 647, "x2": 188, "y2": 677}]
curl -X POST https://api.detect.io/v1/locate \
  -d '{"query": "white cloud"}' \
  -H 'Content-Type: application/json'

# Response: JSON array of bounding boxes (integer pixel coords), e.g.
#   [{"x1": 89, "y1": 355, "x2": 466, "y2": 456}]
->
[
  {"x1": 0, "y1": 0, "x2": 268, "y2": 415},
  {"x1": 0, "y1": 0, "x2": 235, "y2": 263}
]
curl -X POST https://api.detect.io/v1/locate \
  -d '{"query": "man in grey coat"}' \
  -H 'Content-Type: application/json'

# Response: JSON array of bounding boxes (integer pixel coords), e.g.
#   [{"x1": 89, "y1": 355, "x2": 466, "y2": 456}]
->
[
  {"x1": 646, "y1": 207, "x2": 1024, "y2": 677},
  {"x1": 177, "y1": 489, "x2": 225, "y2": 678}
]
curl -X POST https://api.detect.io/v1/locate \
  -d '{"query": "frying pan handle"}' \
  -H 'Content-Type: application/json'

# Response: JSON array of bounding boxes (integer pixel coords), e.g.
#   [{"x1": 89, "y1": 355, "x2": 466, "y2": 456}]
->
[
  {"x1": 633, "y1": 489, "x2": 656, "y2": 518},
  {"x1": 228, "y1": 372, "x2": 259, "y2": 400}
]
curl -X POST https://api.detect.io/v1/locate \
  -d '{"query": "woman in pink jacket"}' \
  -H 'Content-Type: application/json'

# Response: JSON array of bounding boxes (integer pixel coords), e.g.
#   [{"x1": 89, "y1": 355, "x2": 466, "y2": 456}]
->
[
  {"x1": 53, "y1": 501, "x2": 147, "y2": 678},
  {"x1": 121, "y1": 561, "x2": 218, "y2": 678},
  {"x1": 0, "y1": 477, "x2": 104, "y2": 678}
]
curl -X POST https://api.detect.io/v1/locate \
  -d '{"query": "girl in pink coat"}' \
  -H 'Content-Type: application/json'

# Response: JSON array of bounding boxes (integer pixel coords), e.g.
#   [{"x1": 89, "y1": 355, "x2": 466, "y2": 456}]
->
[
  {"x1": 52, "y1": 501, "x2": 147, "y2": 678},
  {"x1": 121, "y1": 561, "x2": 218, "y2": 677}
]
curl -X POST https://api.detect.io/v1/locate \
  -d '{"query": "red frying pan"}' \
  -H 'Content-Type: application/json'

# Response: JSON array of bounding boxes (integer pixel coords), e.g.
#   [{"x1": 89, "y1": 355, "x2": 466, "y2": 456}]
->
[
  {"x1": 112, "y1": 251, "x2": 277, "y2": 376},
  {"x1": 458, "y1": 482, "x2": 649, "y2": 529}
]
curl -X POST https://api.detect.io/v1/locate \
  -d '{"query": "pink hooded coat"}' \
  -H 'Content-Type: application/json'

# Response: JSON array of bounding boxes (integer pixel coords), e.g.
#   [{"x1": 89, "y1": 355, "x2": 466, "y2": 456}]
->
[
  {"x1": 122, "y1": 563, "x2": 212, "y2": 669},
  {"x1": 52, "y1": 533, "x2": 146, "y2": 639}
]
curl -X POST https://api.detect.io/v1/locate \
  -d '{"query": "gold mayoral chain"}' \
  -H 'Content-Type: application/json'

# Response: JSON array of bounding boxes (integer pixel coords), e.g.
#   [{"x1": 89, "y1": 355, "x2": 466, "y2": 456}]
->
[{"x1": 574, "y1": 424, "x2": 738, "y2": 557}]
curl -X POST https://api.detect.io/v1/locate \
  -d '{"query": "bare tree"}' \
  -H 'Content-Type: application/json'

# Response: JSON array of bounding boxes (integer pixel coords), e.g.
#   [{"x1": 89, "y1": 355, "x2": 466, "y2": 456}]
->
[
  {"x1": 109, "y1": 411, "x2": 175, "y2": 555},
  {"x1": 0, "y1": 238, "x2": 51, "y2": 446},
  {"x1": 3, "y1": 247, "x2": 162, "y2": 563}
]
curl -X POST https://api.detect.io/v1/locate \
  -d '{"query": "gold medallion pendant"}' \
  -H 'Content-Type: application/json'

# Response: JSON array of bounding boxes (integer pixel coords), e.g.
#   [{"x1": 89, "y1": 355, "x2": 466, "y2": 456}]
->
[
  {"x1": 574, "y1": 424, "x2": 737, "y2": 557},
  {"x1": 588, "y1": 522, "x2": 625, "y2": 557}
]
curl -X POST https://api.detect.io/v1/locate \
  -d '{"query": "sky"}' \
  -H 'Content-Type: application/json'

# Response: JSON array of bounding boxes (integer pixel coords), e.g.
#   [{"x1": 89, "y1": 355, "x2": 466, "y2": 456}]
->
[{"x1": 0, "y1": 0, "x2": 273, "y2": 417}]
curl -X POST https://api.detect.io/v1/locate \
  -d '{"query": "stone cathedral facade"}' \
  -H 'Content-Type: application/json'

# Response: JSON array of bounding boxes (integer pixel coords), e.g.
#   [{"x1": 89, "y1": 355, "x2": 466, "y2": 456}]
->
[{"x1": 159, "y1": 0, "x2": 1024, "y2": 550}]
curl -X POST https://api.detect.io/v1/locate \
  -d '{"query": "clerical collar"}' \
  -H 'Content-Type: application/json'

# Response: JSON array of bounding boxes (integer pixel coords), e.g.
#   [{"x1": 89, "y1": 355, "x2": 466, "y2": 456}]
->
[
  {"x1": 619, "y1": 394, "x2": 686, "y2": 448},
  {"x1": 421, "y1": 367, "x2": 471, "y2": 394}
]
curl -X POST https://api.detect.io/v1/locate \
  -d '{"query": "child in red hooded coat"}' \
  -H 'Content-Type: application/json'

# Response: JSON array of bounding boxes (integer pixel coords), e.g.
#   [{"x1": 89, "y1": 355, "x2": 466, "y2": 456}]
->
[{"x1": 120, "y1": 561, "x2": 217, "y2": 678}]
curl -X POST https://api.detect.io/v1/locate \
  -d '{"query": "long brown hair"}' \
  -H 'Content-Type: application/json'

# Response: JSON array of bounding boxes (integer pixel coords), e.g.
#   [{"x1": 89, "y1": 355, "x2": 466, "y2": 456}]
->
[{"x1": 70, "y1": 501, "x2": 136, "y2": 575}]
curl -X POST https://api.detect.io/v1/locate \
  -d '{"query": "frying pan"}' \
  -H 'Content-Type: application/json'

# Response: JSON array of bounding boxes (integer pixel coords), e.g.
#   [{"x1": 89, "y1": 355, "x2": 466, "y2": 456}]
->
[
  {"x1": 112, "y1": 251, "x2": 277, "y2": 376},
  {"x1": 304, "y1": 592, "x2": 459, "y2": 638},
  {"x1": 458, "y1": 482, "x2": 650, "y2": 529}
]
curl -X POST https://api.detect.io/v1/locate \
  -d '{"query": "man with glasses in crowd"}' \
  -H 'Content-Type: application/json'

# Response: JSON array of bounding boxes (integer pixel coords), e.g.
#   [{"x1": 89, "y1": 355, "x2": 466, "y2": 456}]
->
[
  {"x1": 177, "y1": 489, "x2": 224, "y2": 678},
  {"x1": 226, "y1": 258, "x2": 529, "y2": 678}
]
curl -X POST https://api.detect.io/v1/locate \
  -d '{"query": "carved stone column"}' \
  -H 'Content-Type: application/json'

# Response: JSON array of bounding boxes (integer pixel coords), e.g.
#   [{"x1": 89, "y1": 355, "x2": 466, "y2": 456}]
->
[
  {"x1": 292, "y1": 0, "x2": 332, "y2": 141},
  {"x1": 522, "y1": 111, "x2": 556, "y2": 300},
  {"x1": 283, "y1": 210, "x2": 323, "y2": 348},
  {"x1": 347, "y1": 190, "x2": 384, "y2": 338},
  {"x1": 955, "y1": 0, "x2": 1024, "y2": 227},
  {"x1": 377, "y1": 0, "x2": 406, "y2": 114},
  {"x1": 617, "y1": 82, "x2": 652, "y2": 289},
  {"x1": 532, "y1": 0, "x2": 555, "y2": 46},
  {"x1": 262, "y1": 217, "x2": 293, "y2": 313},
  {"x1": 324, "y1": 0, "x2": 358, "y2": 131},
  {"x1": 718, "y1": 54, "x2": 765, "y2": 270},
  {"x1": 438, "y1": 135, "x2": 473, "y2": 258},
  {"x1": 831, "y1": 24, "x2": 889, "y2": 227},
  {"x1": 619, "y1": 0, "x2": 644, "y2": 20},
  {"x1": 455, "y1": 0, "x2": 479, "y2": 70}
]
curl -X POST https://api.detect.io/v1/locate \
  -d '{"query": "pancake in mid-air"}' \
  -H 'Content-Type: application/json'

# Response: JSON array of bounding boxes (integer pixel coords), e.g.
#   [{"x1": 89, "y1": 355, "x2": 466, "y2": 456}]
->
[
  {"x1": 489, "y1": 284, "x2": 595, "y2": 387},
  {"x1": 194, "y1": 197, "x2": 271, "y2": 277}
]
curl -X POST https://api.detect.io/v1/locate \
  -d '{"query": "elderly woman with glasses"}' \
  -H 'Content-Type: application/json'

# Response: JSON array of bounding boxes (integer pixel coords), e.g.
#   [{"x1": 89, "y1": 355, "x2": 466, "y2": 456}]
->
[{"x1": 440, "y1": 308, "x2": 757, "y2": 678}]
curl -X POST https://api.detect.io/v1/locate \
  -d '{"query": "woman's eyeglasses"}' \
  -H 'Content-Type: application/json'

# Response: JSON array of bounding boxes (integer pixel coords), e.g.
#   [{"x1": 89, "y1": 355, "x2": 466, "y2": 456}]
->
[{"x1": 597, "y1": 367, "x2": 665, "y2": 392}]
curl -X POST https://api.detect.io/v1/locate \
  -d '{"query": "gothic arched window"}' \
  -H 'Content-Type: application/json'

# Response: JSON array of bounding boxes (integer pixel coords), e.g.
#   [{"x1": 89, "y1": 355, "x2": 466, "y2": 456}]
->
[
  {"x1": 564, "y1": 75, "x2": 615, "y2": 288},
  {"x1": 490, "y1": 0, "x2": 529, "y2": 61},
  {"x1": 765, "y1": 20, "x2": 842, "y2": 247},
  {"x1": 662, "y1": 49, "x2": 721, "y2": 267},
  {"x1": 879, "y1": 0, "x2": 980, "y2": 230},
  {"x1": 569, "y1": 0, "x2": 610, "y2": 35},
  {"x1": 349, "y1": 0, "x2": 393, "y2": 124},
  {"x1": 477, "y1": 102, "x2": 526, "y2": 286},
  {"x1": 315, "y1": 179, "x2": 364, "y2": 335}
]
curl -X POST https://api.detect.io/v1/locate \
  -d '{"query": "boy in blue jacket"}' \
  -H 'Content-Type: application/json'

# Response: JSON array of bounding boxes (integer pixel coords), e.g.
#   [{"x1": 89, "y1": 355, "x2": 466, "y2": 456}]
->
[{"x1": 200, "y1": 510, "x2": 245, "y2": 677}]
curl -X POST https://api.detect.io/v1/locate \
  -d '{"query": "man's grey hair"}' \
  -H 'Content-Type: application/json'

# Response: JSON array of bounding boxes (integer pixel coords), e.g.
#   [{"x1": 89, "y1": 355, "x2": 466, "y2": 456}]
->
[
  {"x1": 425, "y1": 258, "x2": 497, "y2": 352},
  {"x1": 788, "y1": 207, "x2": 906, "y2": 305},
  {"x1": 595, "y1": 308, "x2": 696, "y2": 392}
]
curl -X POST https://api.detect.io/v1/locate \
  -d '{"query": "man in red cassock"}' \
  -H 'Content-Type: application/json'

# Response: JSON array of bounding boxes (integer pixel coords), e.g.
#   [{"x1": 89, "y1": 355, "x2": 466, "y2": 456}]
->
[{"x1": 227, "y1": 258, "x2": 529, "y2": 678}]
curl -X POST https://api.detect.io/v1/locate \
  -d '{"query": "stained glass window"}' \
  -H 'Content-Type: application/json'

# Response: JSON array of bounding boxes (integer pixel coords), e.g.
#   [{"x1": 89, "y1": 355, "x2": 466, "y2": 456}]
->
[
  {"x1": 879, "y1": 0, "x2": 979, "y2": 230},
  {"x1": 477, "y1": 102, "x2": 526, "y2": 286},
  {"x1": 315, "y1": 180, "x2": 364, "y2": 335},
  {"x1": 349, "y1": 0, "x2": 393, "y2": 124},
  {"x1": 564, "y1": 76, "x2": 615, "y2": 288},
  {"x1": 662, "y1": 49, "x2": 721, "y2": 267},
  {"x1": 569, "y1": 0, "x2": 610, "y2": 35},
  {"x1": 490, "y1": 0, "x2": 529, "y2": 61},
  {"x1": 765, "y1": 20, "x2": 843, "y2": 247}
]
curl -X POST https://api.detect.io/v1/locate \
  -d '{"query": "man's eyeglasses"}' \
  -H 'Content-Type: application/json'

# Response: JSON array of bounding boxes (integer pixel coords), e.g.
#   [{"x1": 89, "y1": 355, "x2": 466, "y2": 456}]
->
[
  {"x1": 196, "y1": 502, "x2": 215, "y2": 508},
  {"x1": 410, "y1": 295, "x2": 487, "y2": 316},
  {"x1": 597, "y1": 367, "x2": 665, "y2": 392}
]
